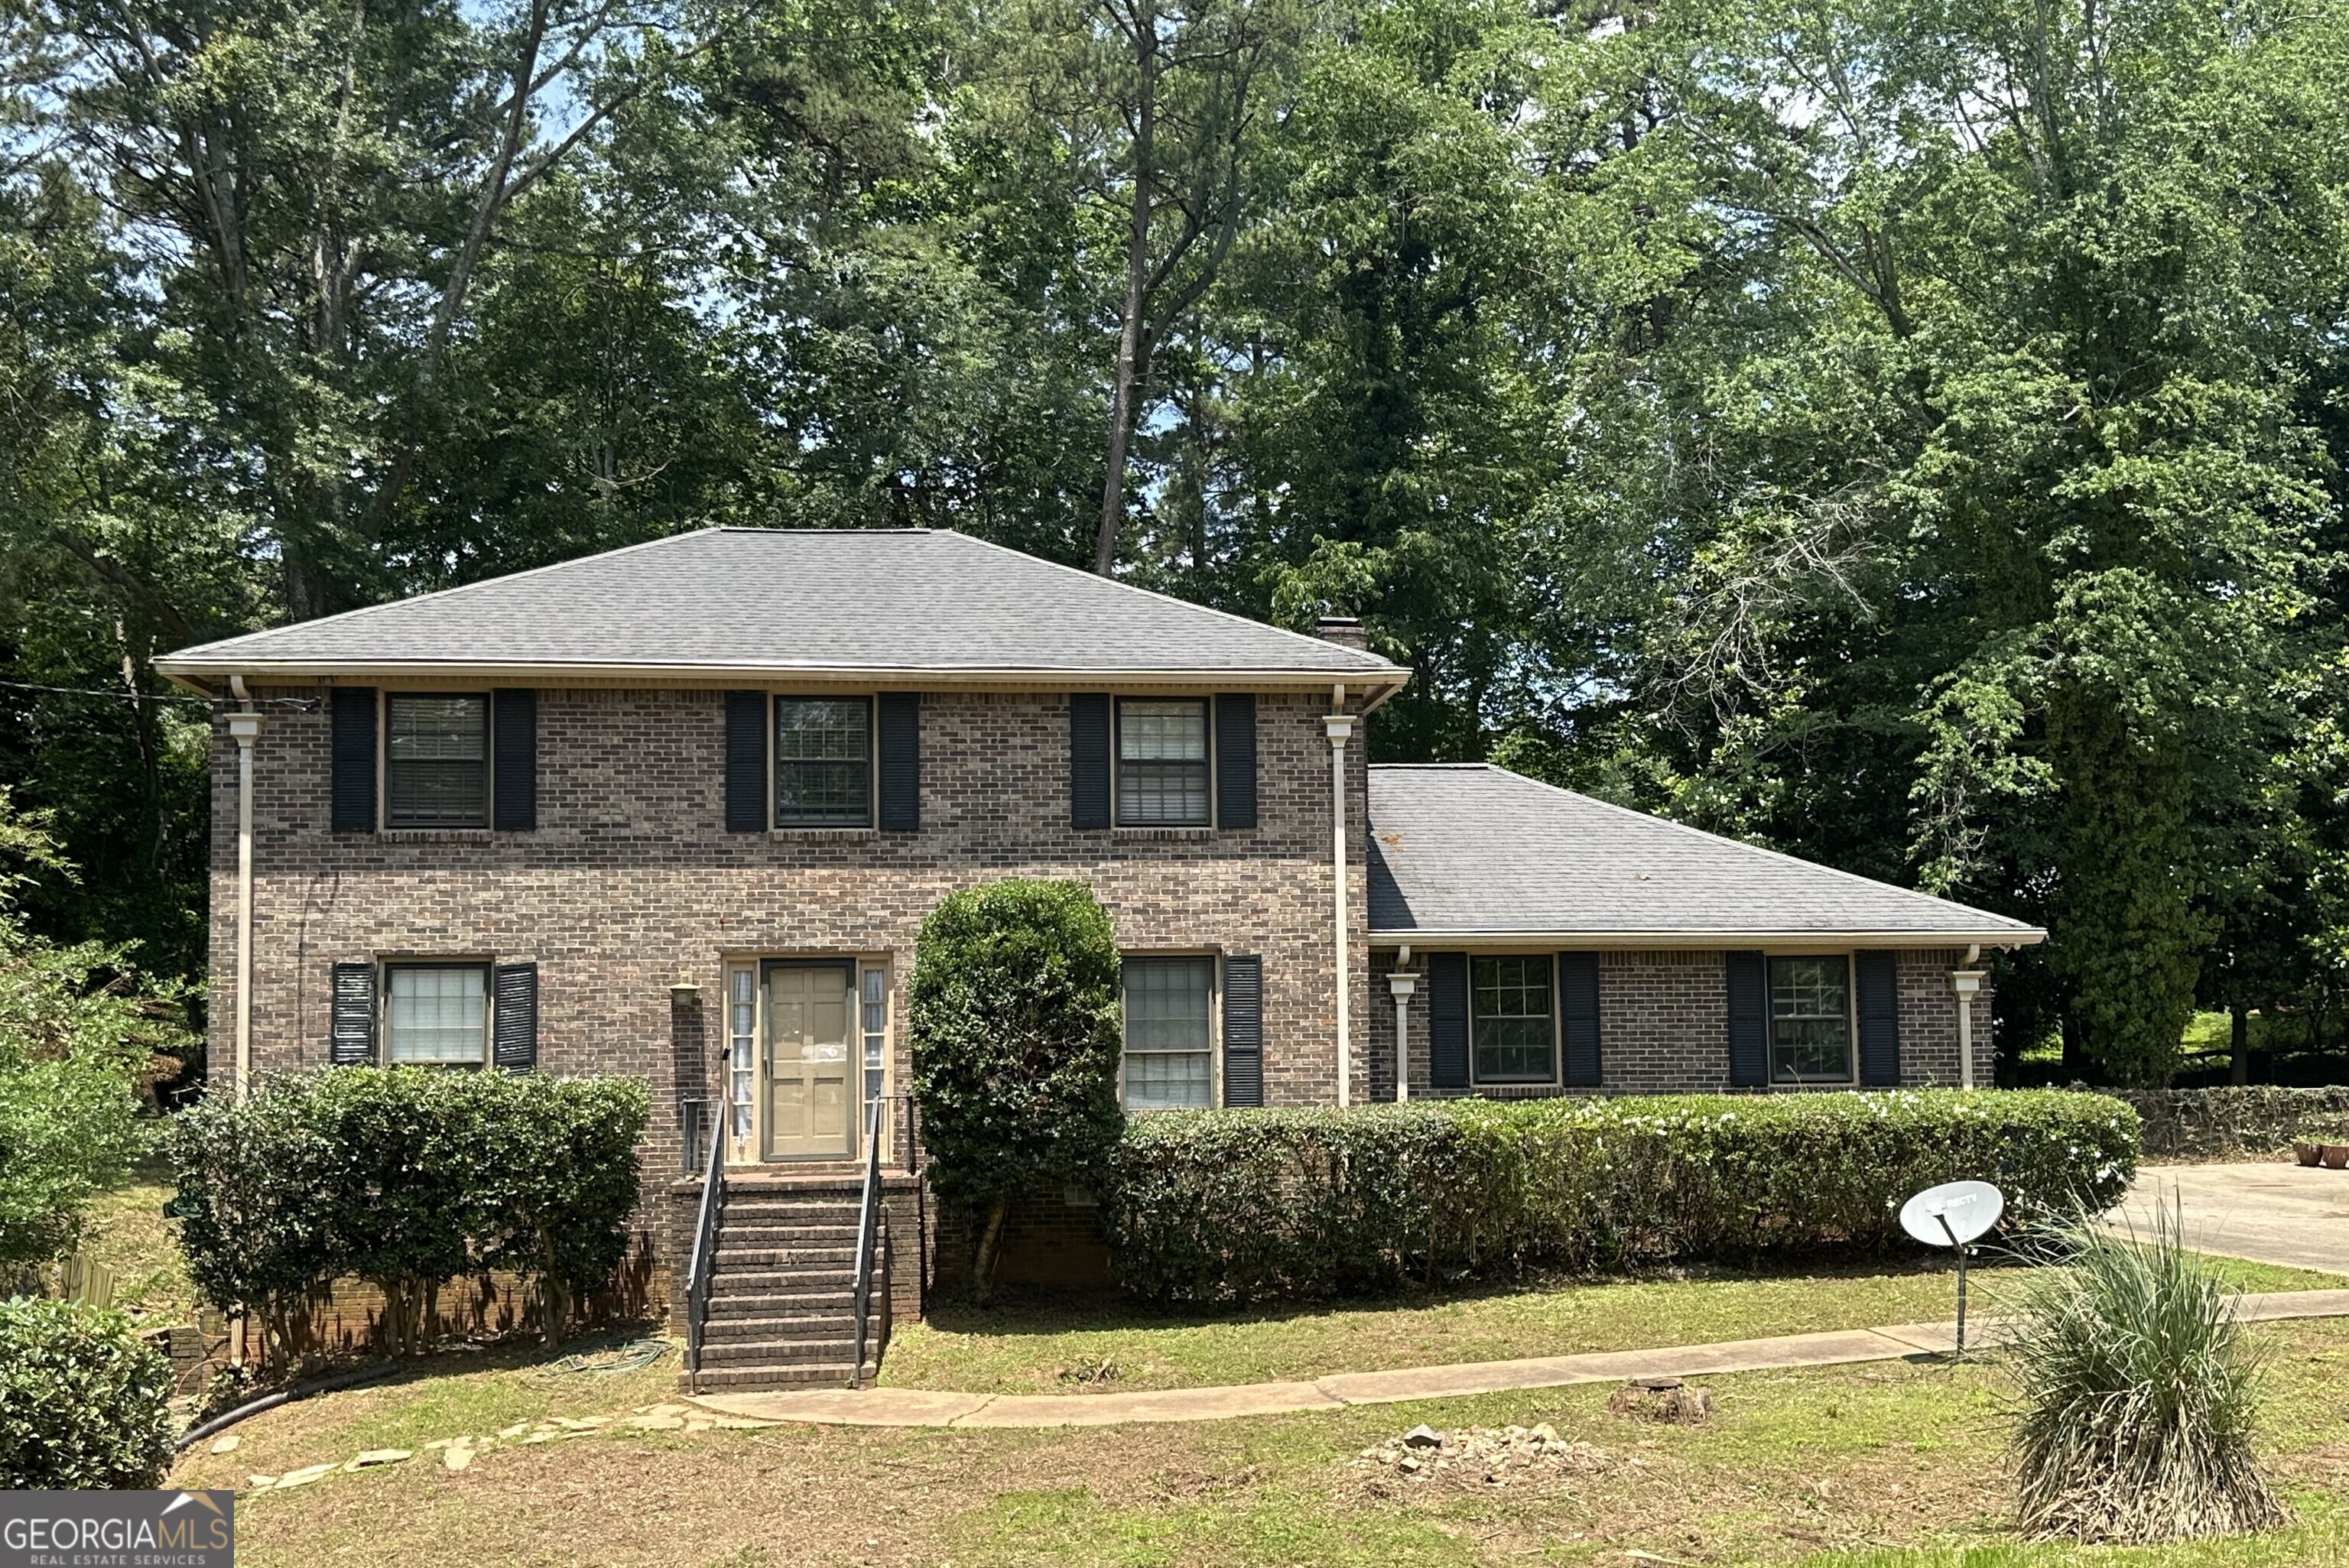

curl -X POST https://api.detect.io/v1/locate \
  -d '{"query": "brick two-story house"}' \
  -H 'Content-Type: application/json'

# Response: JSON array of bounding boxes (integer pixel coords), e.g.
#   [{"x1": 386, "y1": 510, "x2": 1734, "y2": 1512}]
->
[{"x1": 158, "y1": 528, "x2": 2040, "y2": 1386}]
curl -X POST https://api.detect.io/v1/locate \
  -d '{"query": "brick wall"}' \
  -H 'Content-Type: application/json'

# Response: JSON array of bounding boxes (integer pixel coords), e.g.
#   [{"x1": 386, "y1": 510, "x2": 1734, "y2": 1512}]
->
[
  {"x1": 1368, "y1": 946, "x2": 1993, "y2": 1099},
  {"x1": 210, "y1": 683, "x2": 1374, "y2": 1313},
  {"x1": 207, "y1": 676, "x2": 2005, "y2": 1316}
]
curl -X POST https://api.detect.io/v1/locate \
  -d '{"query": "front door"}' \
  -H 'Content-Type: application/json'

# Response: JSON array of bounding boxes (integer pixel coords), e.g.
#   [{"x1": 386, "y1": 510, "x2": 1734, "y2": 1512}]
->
[{"x1": 762, "y1": 962, "x2": 854, "y2": 1160}]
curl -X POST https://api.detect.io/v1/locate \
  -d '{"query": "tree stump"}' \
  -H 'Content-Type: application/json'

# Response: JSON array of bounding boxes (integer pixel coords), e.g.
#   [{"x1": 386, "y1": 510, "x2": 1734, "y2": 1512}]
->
[{"x1": 1608, "y1": 1375, "x2": 1713, "y2": 1425}]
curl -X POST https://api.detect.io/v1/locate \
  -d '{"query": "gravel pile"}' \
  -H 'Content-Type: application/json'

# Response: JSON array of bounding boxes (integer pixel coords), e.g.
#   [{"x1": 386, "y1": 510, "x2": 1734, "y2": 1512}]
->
[{"x1": 1356, "y1": 1423, "x2": 1611, "y2": 1484}]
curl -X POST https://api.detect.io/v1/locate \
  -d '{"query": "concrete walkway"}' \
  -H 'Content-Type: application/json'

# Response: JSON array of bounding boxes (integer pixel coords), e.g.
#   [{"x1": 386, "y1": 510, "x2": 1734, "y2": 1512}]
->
[
  {"x1": 2118, "y1": 1164, "x2": 2349, "y2": 1275},
  {"x1": 687, "y1": 1287, "x2": 2349, "y2": 1431}
]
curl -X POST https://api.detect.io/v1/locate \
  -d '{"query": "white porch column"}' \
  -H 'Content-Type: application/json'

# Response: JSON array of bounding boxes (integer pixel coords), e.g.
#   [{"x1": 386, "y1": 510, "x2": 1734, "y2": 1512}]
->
[
  {"x1": 1951, "y1": 969, "x2": 1987, "y2": 1090},
  {"x1": 1389, "y1": 969, "x2": 1418, "y2": 1103},
  {"x1": 1325, "y1": 710, "x2": 1355, "y2": 1109}
]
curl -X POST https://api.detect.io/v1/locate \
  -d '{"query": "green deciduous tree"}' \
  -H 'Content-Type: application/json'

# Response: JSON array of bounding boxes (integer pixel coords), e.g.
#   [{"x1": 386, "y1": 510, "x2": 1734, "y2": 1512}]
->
[{"x1": 0, "y1": 790, "x2": 192, "y2": 1280}]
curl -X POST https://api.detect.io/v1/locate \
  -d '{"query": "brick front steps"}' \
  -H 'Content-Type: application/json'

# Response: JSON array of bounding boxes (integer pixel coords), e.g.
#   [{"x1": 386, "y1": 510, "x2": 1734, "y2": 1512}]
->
[{"x1": 685, "y1": 1174, "x2": 898, "y2": 1391}]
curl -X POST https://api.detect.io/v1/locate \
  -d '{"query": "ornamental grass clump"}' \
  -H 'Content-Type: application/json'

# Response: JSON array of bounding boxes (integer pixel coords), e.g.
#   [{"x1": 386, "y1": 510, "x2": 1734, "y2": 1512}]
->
[{"x1": 2007, "y1": 1203, "x2": 2282, "y2": 1544}]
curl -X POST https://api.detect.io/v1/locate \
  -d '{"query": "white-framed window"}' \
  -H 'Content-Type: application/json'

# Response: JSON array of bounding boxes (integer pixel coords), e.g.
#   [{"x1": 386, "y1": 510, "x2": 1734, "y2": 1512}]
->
[
  {"x1": 774, "y1": 696, "x2": 872, "y2": 826},
  {"x1": 1122, "y1": 956, "x2": 1214, "y2": 1109},
  {"x1": 1769, "y1": 954, "x2": 1856, "y2": 1083},
  {"x1": 385, "y1": 693, "x2": 489, "y2": 828},
  {"x1": 383, "y1": 963, "x2": 490, "y2": 1064},
  {"x1": 1116, "y1": 699, "x2": 1210, "y2": 826},
  {"x1": 1471, "y1": 954, "x2": 1556, "y2": 1083}
]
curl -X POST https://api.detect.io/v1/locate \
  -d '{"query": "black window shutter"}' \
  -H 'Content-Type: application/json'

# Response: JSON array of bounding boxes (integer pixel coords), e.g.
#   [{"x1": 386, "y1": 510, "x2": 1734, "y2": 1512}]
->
[
  {"x1": 330, "y1": 962, "x2": 377, "y2": 1065},
  {"x1": 1856, "y1": 949, "x2": 1901, "y2": 1086},
  {"x1": 1214, "y1": 693, "x2": 1257, "y2": 829},
  {"x1": 1560, "y1": 951, "x2": 1602, "y2": 1088},
  {"x1": 1428, "y1": 951, "x2": 1470, "y2": 1089},
  {"x1": 878, "y1": 692, "x2": 921, "y2": 831},
  {"x1": 724, "y1": 691, "x2": 767, "y2": 832},
  {"x1": 1070, "y1": 693, "x2": 1111, "y2": 829},
  {"x1": 492, "y1": 688, "x2": 537, "y2": 831},
  {"x1": 330, "y1": 687, "x2": 377, "y2": 833},
  {"x1": 493, "y1": 963, "x2": 538, "y2": 1071},
  {"x1": 1222, "y1": 955, "x2": 1263, "y2": 1107},
  {"x1": 1727, "y1": 950, "x2": 1769, "y2": 1087}
]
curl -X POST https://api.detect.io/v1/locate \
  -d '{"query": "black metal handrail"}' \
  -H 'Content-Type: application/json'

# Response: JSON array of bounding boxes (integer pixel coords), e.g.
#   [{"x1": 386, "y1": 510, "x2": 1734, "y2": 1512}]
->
[
  {"x1": 682, "y1": 1098, "x2": 726, "y2": 1391},
  {"x1": 847, "y1": 1094, "x2": 886, "y2": 1390}
]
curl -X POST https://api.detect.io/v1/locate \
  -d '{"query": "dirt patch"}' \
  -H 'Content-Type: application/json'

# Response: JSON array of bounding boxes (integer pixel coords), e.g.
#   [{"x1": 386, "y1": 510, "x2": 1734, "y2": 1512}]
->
[{"x1": 1355, "y1": 1422, "x2": 1613, "y2": 1492}]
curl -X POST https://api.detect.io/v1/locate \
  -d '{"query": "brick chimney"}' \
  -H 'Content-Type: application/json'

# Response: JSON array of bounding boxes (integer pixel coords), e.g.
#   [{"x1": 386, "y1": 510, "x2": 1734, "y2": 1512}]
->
[{"x1": 1315, "y1": 617, "x2": 1367, "y2": 651}]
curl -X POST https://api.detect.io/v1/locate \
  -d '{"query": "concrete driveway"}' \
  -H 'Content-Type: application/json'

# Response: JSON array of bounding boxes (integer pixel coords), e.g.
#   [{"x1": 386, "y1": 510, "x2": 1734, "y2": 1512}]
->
[{"x1": 2117, "y1": 1162, "x2": 2349, "y2": 1277}]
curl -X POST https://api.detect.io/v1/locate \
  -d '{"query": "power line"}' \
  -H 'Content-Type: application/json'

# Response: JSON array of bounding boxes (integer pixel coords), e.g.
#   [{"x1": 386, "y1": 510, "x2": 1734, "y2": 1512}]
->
[
  {"x1": 0, "y1": 677, "x2": 317, "y2": 712},
  {"x1": 0, "y1": 677, "x2": 206, "y2": 705}
]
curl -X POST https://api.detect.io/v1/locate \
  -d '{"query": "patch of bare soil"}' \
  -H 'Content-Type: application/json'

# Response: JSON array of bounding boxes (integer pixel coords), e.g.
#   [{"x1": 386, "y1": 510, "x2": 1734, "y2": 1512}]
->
[{"x1": 1335, "y1": 1374, "x2": 2017, "y2": 1564}]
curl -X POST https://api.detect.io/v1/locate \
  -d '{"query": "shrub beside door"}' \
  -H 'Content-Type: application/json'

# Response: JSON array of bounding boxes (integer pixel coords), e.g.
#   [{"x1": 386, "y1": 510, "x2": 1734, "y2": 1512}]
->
[{"x1": 164, "y1": 1067, "x2": 649, "y2": 1368}]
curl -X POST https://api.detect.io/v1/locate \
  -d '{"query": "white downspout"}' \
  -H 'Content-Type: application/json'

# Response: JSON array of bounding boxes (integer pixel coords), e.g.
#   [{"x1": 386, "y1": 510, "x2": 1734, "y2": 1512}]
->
[
  {"x1": 1951, "y1": 943, "x2": 1985, "y2": 1092},
  {"x1": 1389, "y1": 968, "x2": 1417, "y2": 1104},
  {"x1": 1325, "y1": 698, "x2": 1355, "y2": 1109},
  {"x1": 227, "y1": 678, "x2": 263, "y2": 1104}
]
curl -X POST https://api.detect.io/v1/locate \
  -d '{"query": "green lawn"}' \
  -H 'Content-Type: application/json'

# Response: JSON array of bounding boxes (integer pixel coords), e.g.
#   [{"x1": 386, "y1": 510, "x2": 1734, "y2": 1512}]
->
[
  {"x1": 878, "y1": 1252, "x2": 2341, "y2": 1395},
  {"x1": 98, "y1": 1161, "x2": 2349, "y2": 1563},
  {"x1": 172, "y1": 1315, "x2": 2349, "y2": 1567},
  {"x1": 76, "y1": 1161, "x2": 191, "y2": 1321}
]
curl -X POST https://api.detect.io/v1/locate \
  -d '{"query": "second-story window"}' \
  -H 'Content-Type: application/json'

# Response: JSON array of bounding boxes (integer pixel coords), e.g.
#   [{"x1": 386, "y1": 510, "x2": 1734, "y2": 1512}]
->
[
  {"x1": 385, "y1": 694, "x2": 489, "y2": 828},
  {"x1": 775, "y1": 697, "x2": 872, "y2": 826},
  {"x1": 1117, "y1": 698, "x2": 1210, "y2": 826}
]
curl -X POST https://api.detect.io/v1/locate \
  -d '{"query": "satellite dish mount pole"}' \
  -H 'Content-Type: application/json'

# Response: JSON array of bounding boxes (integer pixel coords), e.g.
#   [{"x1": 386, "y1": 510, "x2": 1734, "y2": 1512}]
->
[{"x1": 1936, "y1": 1213, "x2": 1968, "y2": 1357}]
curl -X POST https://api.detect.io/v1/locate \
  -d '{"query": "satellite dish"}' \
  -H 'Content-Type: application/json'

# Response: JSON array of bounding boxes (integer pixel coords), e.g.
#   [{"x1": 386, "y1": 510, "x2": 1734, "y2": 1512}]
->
[{"x1": 1901, "y1": 1180, "x2": 2003, "y2": 1247}]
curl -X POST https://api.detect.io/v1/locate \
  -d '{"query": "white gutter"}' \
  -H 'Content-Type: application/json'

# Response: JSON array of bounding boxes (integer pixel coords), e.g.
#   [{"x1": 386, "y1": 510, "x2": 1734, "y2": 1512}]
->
[
  {"x1": 1326, "y1": 698, "x2": 1356, "y2": 1109},
  {"x1": 153, "y1": 658, "x2": 1415, "y2": 698},
  {"x1": 1369, "y1": 929, "x2": 2045, "y2": 948},
  {"x1": 226, "y1": 679, "x2": 264, "y2": 1102}
]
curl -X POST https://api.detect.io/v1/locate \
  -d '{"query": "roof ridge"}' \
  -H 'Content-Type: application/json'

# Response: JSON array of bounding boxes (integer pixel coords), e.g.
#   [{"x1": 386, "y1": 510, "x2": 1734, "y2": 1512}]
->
[
  {"x1": 165, "y1": 527, "x2": 732, "y2": 658},
  {"x1": 932, "y1": 530, "x2": 1401, "y2": 672},
  {"x1": 1441, "y1": 765, "x2": 2034, "y2": 930},
  {"x1": 167, "y1": 528, "x2": 1407, "y2": 676}
]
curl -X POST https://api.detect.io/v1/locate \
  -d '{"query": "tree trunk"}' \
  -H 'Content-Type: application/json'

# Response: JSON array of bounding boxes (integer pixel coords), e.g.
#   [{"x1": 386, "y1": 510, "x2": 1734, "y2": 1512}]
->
[
  {"x1": 372, "y1": 1277, "x2": 407, "y2": 1356},
  {"x1": 540, "y1": 1278, "x2": 570, "y2": 1349},
  {"x1": 539, "y1": 1234, "x2": 570, "y2": 1347},
  {"x1": 971, "y1": 1193, "x2": 1012, "y2": 1306},
  {"x1": 1093, "y1": 5, "x2": 1159, "y2": 577},
  {"x1": 2230, "y1": 1002, "x2": 2250, "y2": 1086}
]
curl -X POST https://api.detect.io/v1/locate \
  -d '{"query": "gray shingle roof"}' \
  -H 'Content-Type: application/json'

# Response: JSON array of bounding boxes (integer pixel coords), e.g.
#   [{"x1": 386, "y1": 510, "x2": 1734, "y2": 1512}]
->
[
  {"x1": 156, "y1": 529, "x2": 1405, "y2": 684},
  {"x1": 1367, "y1": 764, "x2": 2043, "y2": 946}
]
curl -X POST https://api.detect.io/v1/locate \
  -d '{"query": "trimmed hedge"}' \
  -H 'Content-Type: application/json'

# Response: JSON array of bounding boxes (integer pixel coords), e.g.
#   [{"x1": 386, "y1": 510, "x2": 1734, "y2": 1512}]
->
[
  {"x1": 0, "y1": 1298, "x2": 176, "y2": 1488},
  {"x1": 164, "y1": 1067, "x2": 648, "y2": 1365},
  {"x1": 1103, "y1": 1090, "x2": 2139, "y2": 1304}
]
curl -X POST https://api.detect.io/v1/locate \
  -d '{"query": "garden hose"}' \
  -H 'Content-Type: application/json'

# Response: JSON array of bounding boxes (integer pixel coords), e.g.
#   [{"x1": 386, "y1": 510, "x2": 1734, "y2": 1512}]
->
[
  {"x1": 534, "y1": 1337, "x2": 672, "y2": 1378},
  {"x1": 174, "y1": 1360, "x2": 403, "y2": 1453}
]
